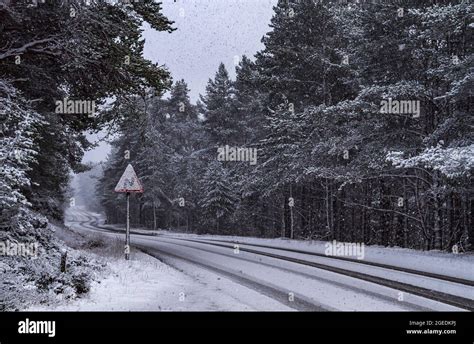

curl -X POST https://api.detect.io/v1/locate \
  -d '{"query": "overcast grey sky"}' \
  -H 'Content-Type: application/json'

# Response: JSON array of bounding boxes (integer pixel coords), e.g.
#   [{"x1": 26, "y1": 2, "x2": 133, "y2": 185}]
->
[
  {"x1": 143, "y1": 0, "x2": 277, "y2": 101},
  {"x1": 83, "y1": 0, "x2": 277, "y2": 163}
]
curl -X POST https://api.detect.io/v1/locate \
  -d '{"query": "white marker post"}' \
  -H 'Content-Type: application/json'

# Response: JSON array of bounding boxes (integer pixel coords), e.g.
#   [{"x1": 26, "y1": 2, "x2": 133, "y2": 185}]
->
[{"x1": 114, "y1": 164, "x2": 144, "y2": 260}]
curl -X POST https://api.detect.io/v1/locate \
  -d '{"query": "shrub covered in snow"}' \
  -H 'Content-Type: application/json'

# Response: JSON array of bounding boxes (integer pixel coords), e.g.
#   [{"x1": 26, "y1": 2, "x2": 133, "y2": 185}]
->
[{"x1": 0, "y1": 220, "x2": 105, "y2": 311}]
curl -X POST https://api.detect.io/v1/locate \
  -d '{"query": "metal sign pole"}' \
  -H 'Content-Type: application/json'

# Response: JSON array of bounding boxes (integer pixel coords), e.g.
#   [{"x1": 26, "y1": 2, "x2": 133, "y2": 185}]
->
[
  {"x1": 125, "y1": 192, "x2": 130, "y2": 260},
  {"x1": 115, "y1": 164, "x2": 143, "y2": 260}
]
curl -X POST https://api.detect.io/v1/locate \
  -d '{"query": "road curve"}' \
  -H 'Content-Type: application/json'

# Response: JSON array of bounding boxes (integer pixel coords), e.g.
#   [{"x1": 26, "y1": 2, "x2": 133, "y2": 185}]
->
[{"x1": 66, "y1": 207, "x2": 472, "y2": 312}]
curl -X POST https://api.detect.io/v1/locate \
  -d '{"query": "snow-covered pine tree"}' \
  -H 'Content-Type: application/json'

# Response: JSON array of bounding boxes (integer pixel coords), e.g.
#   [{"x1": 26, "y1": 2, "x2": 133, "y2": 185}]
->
[
  {"x1": 255, "y1": 0, "x2": 354, "y2": 110},
  {"x1": 234, "y1": 55, "x2": 266, "y2": 145},
  {"x1": 0, "y1": 0, "x2": 175, "y2": 221},
  {"x1": 200, "y1": 63, "x2": 240, "y2": 146},
  {"x1": 0, "y1": 80, "x2": 44, "y2": 237},
  {"x1": 199, "y1": 161, "x2": 236, "y2": 234},
  {"x1": 322, "y1": 1, "x2": 474, "y2": 250},
  {"x1": 164, "y1": 80, "x2": 205, "y2": 230}
]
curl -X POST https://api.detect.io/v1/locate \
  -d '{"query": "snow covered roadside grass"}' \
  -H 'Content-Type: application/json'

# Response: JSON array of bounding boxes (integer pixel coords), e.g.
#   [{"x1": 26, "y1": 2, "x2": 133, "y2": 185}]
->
[
  {"x1": 25, "y1": 216, "x2": 292, "y2": 311},
  {"x1": 149, "y1": 231, "x2": 474, "y2": 282},
  {"x1": 1, "y1": 221, "x2": 106, "y2": 311},
  {"x1": 28, "y1": 245, "x2": 293, "y2": 311},
  {"x1": 99, "y1": 216, "x2": 474, "y2": 282},
  {"x1": 181, "y1": 232, "x2": 474, "y2": 280},
  {"x1": 27, "y1": 250, "x2": 182, "y2": 311},
  {"x1": 19, "y1": 220, "x2": 179, "y2": 311}
]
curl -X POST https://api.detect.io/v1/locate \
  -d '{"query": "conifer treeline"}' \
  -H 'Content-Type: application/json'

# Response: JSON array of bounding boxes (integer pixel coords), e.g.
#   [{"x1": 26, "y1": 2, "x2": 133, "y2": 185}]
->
[{"x1": 97, "y1": 0, "x2": 473, "y2": 251}]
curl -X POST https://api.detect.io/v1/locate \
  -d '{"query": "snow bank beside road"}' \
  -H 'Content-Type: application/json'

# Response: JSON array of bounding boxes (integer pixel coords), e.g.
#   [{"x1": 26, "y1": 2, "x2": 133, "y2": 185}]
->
[
  {"x1": 26, "y1": 210, "x2": 291, "y2": 311},
  {"x1": 155, "y1": 232, "x2": 474, "y2": 282},
  {"x1": 29, "y1": 249, "x2": 293, "y2": 311},
  {"x1": 28, "y1": 250, "x2": 183, "y2": 311},
  {"x1": 1, "y1": 221, "x2": 105, "y2": 311},
  {"x1": 99, "y1": 217, "x2": 474, "y2": 282}
]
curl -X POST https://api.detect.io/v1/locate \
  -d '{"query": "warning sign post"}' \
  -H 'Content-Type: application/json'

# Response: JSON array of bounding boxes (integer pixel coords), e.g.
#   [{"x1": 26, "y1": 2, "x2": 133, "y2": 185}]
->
[{"x1": 114, "y1": 164, "x2": 144, "y2": 260}]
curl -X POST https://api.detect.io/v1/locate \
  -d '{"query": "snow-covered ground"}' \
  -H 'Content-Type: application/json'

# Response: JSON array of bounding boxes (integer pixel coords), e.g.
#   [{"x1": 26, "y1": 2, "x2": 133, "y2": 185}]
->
[
  {"x1": 134, "y1": 235, "x2": 469, "y2": 311},
  {"x1": 28, "y1": 248, "x2": 292, "y2": 311},
  {"x1": 99, "y1": 215, "x2": 474, "y2": 282},
  {"x1": 25, "y1": 209, "x2": 294, "y2": 311},
  {"x1": 197, "y1": 235, "x2": 473, "y2": 282},
  {"x1": 1, "y1": 217, "x2": 107, "y2": 312},
  {"x1": 54, "y1": 207, "x2": 472, "y2": 312}
]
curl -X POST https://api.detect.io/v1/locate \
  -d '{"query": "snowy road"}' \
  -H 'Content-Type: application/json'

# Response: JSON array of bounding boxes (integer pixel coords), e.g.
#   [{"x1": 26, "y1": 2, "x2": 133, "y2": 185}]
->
[{"x1": 66, "y1": 208, "x2": 473, "y2": 312}]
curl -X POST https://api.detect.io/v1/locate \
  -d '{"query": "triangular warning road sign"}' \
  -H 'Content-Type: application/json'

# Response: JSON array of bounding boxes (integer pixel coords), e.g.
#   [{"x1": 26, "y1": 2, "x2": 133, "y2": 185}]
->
[{"x1": 114, "y1": 164, "x2": 144, "y2": 193}]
